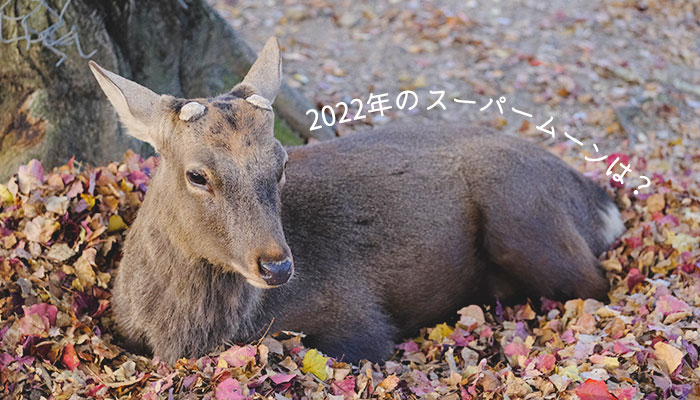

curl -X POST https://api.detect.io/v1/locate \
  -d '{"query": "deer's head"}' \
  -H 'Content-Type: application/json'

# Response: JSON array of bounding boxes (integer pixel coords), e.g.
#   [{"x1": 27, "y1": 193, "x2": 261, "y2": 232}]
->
[{"x1": 89, "y1": 38, "x2": 293, "y2": 288}]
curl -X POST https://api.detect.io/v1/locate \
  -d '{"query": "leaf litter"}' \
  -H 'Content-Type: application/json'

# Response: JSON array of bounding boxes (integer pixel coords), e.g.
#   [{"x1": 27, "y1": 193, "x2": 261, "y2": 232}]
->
[{"x1": 0, "y1": 119, "x2": 698, "y2": 400}]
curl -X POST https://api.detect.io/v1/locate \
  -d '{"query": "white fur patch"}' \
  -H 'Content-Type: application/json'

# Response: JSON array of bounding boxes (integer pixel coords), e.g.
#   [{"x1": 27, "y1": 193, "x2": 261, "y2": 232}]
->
[
  {"x1": 599, "y1": 203, "x2": 626, "y2": 245},
  {"x1": 245, "y1": 94, "x2": 272, "y2": 110},
  {"x1": 179, "y1": 101, "x2": 207, "y2": 121}
]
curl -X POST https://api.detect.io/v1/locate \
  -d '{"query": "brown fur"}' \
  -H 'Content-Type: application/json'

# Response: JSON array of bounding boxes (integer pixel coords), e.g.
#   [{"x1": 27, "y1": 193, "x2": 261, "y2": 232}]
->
[{"x1": 89, "y1": 38, "x2": 625, "y2": 364}]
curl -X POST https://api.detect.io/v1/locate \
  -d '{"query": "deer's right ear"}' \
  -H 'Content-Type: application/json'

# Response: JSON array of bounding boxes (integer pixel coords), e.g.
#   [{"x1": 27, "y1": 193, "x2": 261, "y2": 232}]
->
[
  {"x1": 240, "y1": 37, "x2": 281, "y2": 104},
  {"x1": 89, "y1": 61, "x2": 162, "y2": 149}
]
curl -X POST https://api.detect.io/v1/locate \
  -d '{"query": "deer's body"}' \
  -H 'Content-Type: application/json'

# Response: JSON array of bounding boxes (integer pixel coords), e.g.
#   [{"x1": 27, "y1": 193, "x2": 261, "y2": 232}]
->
[
  {"x1": 114, "y1": 124, "x2": 623, "y2": 363},
  {"x1": 90, "y1": 38, "x2": 625, "y2": 364}
]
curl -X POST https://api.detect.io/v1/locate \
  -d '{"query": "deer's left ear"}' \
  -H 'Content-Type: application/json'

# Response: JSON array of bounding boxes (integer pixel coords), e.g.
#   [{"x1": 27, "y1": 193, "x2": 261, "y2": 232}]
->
[
  {"x1": 89, "y1": 60, "x2": 164, "y2": 150},
  {"x1": 240, "y1": 37, "x2": 281, "y2": 105}
]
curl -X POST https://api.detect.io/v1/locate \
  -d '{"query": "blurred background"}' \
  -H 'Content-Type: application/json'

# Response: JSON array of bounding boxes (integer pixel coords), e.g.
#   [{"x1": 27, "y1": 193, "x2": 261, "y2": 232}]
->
[{"x1": 210, "y1": 0, "x2": 700, "y2": 186}]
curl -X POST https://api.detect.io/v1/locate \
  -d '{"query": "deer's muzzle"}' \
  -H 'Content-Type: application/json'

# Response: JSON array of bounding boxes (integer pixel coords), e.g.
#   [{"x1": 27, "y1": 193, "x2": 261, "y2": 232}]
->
[{"x1": 257, "y1": 258, "x2": 293, "y2": 286}]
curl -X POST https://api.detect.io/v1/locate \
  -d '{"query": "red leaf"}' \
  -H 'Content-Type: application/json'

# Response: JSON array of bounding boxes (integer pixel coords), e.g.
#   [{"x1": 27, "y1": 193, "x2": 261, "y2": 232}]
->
[
  {"x1": 62, "y1": 343, "x2": 80, "y2": 371},
  {"x1": 626, "y1": 268, "x2": 645, "y2": 292},
  {"x1": 606, "y1": 153, "x2": 629, "y2": 167},
  {"x1": 624, "y1": 236, "x2": 642, "y2": 249},
  {"x1": 536, "y1": 353, "x2": 556, "y2": 373},
  {"x1": 577, "y1": 379, "x2": 616, "y2": 400},
  {"x1": 332, "y1": 376, "x2": 356, "y2": 398}
]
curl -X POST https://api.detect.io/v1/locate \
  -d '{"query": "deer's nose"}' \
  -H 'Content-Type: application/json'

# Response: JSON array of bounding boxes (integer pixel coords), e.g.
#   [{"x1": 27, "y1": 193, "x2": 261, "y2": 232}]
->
[{"x1": 257, "y1": 258, "x2": 293, "y2": 286}]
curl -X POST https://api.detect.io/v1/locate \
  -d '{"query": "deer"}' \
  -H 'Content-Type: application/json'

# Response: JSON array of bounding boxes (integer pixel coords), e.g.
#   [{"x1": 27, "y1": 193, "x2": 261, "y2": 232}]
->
[{"x1": 88, "y1": 37, "x2": 626, "y2": 364}]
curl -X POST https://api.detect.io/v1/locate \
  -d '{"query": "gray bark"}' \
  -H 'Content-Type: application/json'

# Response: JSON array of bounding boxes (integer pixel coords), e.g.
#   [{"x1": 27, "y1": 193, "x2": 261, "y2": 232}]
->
[{"x1": 0, "y1": 0, "x2": 333, "y2": 180}]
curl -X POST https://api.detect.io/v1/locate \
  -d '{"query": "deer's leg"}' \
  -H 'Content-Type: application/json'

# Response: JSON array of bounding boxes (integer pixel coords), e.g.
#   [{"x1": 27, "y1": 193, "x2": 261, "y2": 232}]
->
[
  {"x1": 482, "y1": 207, "x2": 609, "y2": 301},
  {"x1": 302, "y1": 304, "x2": 398, "y2": 363}
]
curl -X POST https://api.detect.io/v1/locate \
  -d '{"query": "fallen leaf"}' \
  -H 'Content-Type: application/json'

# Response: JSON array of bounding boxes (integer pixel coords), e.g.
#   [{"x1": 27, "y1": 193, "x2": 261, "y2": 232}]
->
[
  {"x1": 46, "y1": 243, "x2": 76, "y2": 262},
  {"x1": 332, "y1": 376, "x2": 356, "y2": 398},
  {"x1": 646, "y1": 193, "x2": 665, "y2": 213},
  {"x1": 302, "y1": 349, "x2": 329, "y2": 380},
  {"x1": 62, "y1": 343, "x2": 80, "y2": 371},
  {"x1": 73, "y1": 249, "x2": 97, "y2": 288},
  {"x1": 269, "y1": 373, "x2": 295, "y2": 385},
  {"x1": 107, "y1": 215, "x2": 127, "y2": 233},
  {"x1": 215, "y1": 377, "x2": 245, "y2": 400},
  {"x1": 378, "y1": 374, "x2": 400, "y2": 391},
  {"x1": 219, "y1": 345, "x2": 256, "y2": 368},
  {"x1": 576, "y1": 379, "x2": 615, "y2": 400},
  {"x1": 655, "y1": 294, "x2": 689, "y2": 316},
  {"x1": 428, "y1": 323, "x2": 453, "y2": 341},
  {"x1": 0, "y1": 184, "x2": 13, "y2": 205},
  {"x1": 654, "y1": 341, "x2": 684, "y2": 373}
]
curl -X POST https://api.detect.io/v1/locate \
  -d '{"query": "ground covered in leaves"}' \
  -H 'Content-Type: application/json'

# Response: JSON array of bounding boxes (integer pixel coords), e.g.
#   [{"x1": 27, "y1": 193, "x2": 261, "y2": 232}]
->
[{"x1": 0, "y1": 140, "x2": 699, "y2": 399}]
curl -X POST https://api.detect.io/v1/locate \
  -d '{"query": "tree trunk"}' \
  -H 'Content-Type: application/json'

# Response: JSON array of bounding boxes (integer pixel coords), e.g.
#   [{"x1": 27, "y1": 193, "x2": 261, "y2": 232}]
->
[{"x1": 0, "y1": 0, "x2": 333, "y2": 180}]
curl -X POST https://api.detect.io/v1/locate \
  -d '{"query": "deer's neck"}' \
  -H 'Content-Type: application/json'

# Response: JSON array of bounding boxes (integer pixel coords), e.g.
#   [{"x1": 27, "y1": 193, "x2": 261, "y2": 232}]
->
[{"x1": 135, "y1": 175, "x2": 266, "y2": 343}]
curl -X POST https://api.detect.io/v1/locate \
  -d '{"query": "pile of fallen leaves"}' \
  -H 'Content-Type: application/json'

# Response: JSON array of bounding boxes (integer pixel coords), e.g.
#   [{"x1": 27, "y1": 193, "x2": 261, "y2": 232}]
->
[{"x1": 0, "y1": 145, "x2": 699, "y2": 399}]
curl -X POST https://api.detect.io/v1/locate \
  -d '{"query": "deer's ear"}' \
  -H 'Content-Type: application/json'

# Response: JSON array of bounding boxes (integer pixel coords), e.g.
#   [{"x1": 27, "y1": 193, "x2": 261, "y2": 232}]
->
[
  {"x1": 89, "y1": 61, "x2": 162, "y2": 149},
  {"x1": 240, "y1": 37, "x2": 281, "y2": 104}
]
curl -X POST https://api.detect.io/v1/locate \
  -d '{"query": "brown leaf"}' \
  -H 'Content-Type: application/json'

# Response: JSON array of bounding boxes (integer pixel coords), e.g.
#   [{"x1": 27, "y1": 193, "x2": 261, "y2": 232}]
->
[{"x1": 654, "y1": 342, "x2": 684, "y2": 373}]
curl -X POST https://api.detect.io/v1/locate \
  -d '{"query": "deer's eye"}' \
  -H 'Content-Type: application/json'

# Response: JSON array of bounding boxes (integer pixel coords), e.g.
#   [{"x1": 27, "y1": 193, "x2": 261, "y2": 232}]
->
[{"x1": 186, "y1": 170, "x2": 208, "y2": 188}]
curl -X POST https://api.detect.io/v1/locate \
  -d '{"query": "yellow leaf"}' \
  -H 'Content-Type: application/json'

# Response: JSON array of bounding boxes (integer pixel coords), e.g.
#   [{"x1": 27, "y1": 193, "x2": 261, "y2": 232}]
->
[
  {"x1": 81, "y1": 194, "x2": 95, "y2": 210},
  {"x1": 0, "y1": 184, "x2": 13, "y2": 205},
  {"x1": 428, "y1": 323, "x2": 454, "y2": 341},
  {"x1": 120, "y1": 178, "x2": 134, "y2": 192},
  {"x1": 665, "y1": 231, "x2": 696, "y2": 253},
  {"x1": 107, "y1": 215, "x2": 127, "y2": 233},
  {"x1": 654, "y1": 342, "x2": 684, "y2": 373},
  {"x1": 301, "y1": 349, "x2": 329, "y2": 380},
  {"x1": 557, "y1": 364, "x2": 582, "y2": 382},
  {"x1": 589, "y1": 354, "x2": 620, "y2": 370}
]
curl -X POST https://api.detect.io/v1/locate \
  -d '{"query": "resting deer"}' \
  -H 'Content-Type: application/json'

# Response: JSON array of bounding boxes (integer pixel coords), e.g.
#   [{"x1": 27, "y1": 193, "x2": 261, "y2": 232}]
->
[{"x1": 88, "y1": 37, "x2": 625, "y2": 364}]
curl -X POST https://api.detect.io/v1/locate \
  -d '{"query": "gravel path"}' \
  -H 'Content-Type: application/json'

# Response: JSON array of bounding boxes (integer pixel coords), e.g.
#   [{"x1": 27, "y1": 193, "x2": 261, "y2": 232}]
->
[{"x1": 211, "y1": 0, "x2": 700, "y2": 158}]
